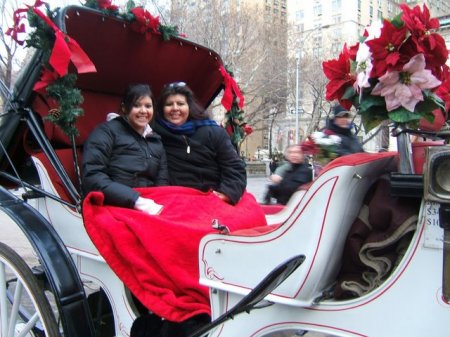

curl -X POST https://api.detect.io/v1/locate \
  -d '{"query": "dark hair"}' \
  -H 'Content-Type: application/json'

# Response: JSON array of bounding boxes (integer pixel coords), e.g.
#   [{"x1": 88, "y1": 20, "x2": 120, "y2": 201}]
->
[
  {"x1": 121, "y1": 84, "x2": 154, "y2": 115},
  {"x1": 156, "y1": 82, "x2": 210, "y2": 121}
]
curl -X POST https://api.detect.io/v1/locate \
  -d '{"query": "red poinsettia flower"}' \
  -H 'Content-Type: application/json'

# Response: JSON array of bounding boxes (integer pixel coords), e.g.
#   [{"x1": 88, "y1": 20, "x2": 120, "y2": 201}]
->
[
  {"x1": 436, "y1": 66, "x2": 450, "y2": 112},
  {"x1": 322, "y1": 44, "x2": 355, "y2": 109},
  {"x1": 300, "y1": 138, "x2": 320, "y2": 155},
  {"x1": 365, "y1": 19, "x2": 407, "y2": 78},
  {"x1": 97, "y1": 0, "x2": 119, "y2": 11},
  {"x1": 33, "y1": 68, "x2": 60, "y2": 93},
  {"x1": 400, "y1": 3, "x2": 439, "y2": 38},
  {"x1": 130, "y1": 7, "x2": 160, "y2": 40},
  {"x1": 400, "y1": 3, "x2": 448, "y2": 76}
]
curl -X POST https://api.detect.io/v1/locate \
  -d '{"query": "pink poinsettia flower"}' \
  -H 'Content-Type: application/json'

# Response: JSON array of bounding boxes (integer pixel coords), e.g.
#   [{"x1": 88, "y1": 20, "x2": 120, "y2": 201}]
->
[{"x1": 371, "y1": 53, "x2": 441, "y2": 112}]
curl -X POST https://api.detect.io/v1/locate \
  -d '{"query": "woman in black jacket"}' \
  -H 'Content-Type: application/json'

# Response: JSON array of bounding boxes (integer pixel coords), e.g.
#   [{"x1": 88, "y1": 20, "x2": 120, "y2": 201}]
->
[
  {"x1": 82, "y1": 84, "x2": 169, "y2": 214},
  {"x1": 152, "y1": 82, "x2": 246, "y2": 205}
]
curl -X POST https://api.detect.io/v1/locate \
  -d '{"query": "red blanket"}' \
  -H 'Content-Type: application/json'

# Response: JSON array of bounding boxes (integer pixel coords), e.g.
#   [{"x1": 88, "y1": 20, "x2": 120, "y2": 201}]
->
[{"x1": 82, "y1": 186, "x2": 267, "y2": 322}]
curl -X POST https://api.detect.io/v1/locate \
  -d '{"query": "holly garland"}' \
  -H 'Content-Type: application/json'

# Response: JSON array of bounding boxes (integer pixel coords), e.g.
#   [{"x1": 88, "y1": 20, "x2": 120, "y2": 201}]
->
[
  {"x1": 224, "y1": 99, "x2": 253, "y2": 151},
  {"x1": 7, "y1": 0, "x2": 182, "y2": 137},
  {"x1": 219, "y1": 65, "x2": 252, "y2": 151}
]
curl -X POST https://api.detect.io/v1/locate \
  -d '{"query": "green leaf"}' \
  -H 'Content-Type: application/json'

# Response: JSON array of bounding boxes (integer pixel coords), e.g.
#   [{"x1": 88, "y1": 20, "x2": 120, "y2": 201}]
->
[
  {"x1": 390, "y1": 13, "x2": 404, "y2": 28},
  {"x1": 358, "y1": 94, "x2": 385, "y2": 112},
  {"x1": 159, "y1": 25, "x2": 180, "y2": 41},
  {"x1": 388, "y1": 107, "x2": 421, "y2": 123},
  {"x1": 126, "y1": 1, "x2": 136, "y2": 12},
  {"x1": 342, "y1": 86, "x2": 356, "y2": 100}
]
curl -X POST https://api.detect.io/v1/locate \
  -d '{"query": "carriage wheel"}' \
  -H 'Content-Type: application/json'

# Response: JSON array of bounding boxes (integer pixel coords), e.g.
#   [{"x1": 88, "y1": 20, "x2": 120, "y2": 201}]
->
[{"x1": 0, "y1": 242, "x2": 59, "y2": 337}]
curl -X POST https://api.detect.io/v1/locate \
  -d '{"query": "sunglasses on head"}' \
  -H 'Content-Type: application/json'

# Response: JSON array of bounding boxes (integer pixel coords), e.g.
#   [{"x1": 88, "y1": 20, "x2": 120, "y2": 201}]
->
[{"x1": 166, "y1": 81, "x2": 187, "y2": 89}]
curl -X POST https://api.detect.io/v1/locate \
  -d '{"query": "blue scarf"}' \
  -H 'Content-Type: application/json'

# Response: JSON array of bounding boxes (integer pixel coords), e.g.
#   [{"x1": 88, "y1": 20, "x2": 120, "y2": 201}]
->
[{"x1": 158, "y1": 118, "x2": 219, "y2": 135}]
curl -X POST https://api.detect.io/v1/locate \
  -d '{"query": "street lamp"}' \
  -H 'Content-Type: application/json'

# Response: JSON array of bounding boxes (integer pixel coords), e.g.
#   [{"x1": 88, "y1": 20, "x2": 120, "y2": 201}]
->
[{"x1": 295, "y1": 51, "x2": 300, "y2": 144}]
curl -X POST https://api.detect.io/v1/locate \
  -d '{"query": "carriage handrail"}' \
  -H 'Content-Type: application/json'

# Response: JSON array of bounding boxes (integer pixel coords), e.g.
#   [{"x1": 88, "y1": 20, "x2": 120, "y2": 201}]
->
[
  {"x1": 25, "y1": 108, "x2": 81, "y2": 205},
  {"x1": 0, "y1": 137, "x2": 28, "y2": 194},
  {"x1": 0, "y1": 171, "x2": 77, "y2": 208}
]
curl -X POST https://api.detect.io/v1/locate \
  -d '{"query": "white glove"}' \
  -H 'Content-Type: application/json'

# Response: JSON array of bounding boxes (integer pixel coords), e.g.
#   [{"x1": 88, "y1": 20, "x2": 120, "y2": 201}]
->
[{"x1": 134, "y1": 197, "x2": 164, "y2": 215}]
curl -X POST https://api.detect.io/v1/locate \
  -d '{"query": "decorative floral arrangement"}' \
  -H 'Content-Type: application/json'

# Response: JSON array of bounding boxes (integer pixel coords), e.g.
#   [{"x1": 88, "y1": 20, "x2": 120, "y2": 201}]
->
[
  {"x1": 301, "y1": 131, "x2": 341, "y2": 165},
  {"x1": 322, "y1": 3, "x2": 450, "y2": 132}
]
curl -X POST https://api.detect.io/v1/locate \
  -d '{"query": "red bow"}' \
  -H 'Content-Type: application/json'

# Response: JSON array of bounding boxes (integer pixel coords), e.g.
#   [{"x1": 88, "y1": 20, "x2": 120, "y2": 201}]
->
[
  {"x1": 6, "y1": 6, "x2": 29, "y2": 45},
  {"x1": 219, "y1": 65, "x2": 244, "y2": 111},
  {"x1": 33, "y1": 8, "x2": 96, "y2": 77}
]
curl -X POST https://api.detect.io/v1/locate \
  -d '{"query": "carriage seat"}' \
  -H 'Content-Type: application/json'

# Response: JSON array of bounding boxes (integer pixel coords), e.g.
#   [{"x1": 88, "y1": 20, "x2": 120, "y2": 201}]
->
[{"x1": 198, "y1": 152, "x2": 398, "y2": 307}]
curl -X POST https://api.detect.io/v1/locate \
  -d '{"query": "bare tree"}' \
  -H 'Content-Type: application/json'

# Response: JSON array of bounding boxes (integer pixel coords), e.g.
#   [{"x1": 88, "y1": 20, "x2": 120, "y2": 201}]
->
[
  {"x1": 0, "y1": 0, "x2": 20, "y2": 102},
  {"x1": 169, "y1": 1, "x2": 288, "y2": 154}
]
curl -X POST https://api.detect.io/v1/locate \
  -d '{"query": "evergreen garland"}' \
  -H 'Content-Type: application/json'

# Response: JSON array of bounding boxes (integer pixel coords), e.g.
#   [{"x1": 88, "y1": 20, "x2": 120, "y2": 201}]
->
[
  {"x1": 25, "y1": 5, "x2": 84, "y2": 137},
  {"x1": 45, "y1": 75, "x2": 84, "y2": 137}
]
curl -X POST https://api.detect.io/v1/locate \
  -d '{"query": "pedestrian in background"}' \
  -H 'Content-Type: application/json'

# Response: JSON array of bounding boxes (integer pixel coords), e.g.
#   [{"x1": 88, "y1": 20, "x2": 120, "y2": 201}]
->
[{"x1": 263, "y1": 144, "x2": 313, "y2": 205}]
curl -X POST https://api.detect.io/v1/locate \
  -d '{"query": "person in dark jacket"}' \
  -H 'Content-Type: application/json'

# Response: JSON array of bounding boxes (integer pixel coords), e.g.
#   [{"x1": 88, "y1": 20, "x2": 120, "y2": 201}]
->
[
  {"x1": 152, "y1": 82, "x2": 246, "y2": 205},
  {"x1": 82, "y1": 84, "x2": 169, "y2": 214},
  {"x1": 263, "y1": 144, "x2": 313, "y2": 205},
  {"x1": 323, "y1": 104, "x2": 364, "y2": 156}
]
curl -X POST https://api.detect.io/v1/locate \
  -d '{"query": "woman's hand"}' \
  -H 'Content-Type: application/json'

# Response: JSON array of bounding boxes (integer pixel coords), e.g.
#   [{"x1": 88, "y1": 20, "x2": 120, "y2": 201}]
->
[
  {"x1": 212, "y1": 191, "x2": 231, "y2": 203},
  {"x1": 134, "y1": 197, "x2": 164, "y2": 215}
]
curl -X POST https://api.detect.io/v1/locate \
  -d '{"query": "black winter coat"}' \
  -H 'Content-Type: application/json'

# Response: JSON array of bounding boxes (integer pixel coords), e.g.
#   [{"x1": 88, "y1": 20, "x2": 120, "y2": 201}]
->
[
  {"x1": 324, "y1": 120, "x2": 364, "y2": 156},
  {"x1": 82, "y1": 117, "x2": 169, "y2": 208},
  {"x1": 153, "y1": 121, "x2": 246, "y2": 205},
  {"x1": 270, "y1": 163, "x2": 313, "y2": 205}
]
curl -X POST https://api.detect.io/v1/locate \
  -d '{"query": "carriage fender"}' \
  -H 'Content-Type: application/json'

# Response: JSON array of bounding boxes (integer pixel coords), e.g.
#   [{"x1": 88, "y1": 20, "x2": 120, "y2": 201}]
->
[{"x1": 0, "y1": 186, "x2": 95, "y2": 337}]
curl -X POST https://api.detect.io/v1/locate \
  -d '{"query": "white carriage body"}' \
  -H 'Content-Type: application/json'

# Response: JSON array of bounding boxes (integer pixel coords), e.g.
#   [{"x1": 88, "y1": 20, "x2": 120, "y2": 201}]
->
[{"x1": 30, "y1": 151, "x2": 450, "y2": 336}]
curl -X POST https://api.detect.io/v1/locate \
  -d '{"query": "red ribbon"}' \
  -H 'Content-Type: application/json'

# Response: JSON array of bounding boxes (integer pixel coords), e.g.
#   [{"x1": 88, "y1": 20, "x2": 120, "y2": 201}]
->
[
  {"x1": 219, "y1": 65, "x2": 244, "y2": 111},
  {"x1": 33, "y1": 8, "x2": 96, "y2": 77}
]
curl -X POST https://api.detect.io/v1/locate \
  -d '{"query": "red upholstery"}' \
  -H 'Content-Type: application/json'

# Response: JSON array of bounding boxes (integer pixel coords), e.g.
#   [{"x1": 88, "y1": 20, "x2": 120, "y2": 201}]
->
[
  {"x1": 260, "y1": 204, "x2": 285, "y2": 214},
  {"x1": 30, "y1": 90, "x2": 118, "y2": 204},
  {"x1": 32, "y1": 149, "x2": 82, "y2": 204}
]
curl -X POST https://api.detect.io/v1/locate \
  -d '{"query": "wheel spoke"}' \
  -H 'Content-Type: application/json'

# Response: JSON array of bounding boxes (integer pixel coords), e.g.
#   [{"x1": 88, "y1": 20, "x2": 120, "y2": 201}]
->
[
  {"x1": 7, "y1": 280, "x2": 23, "y2": 337},
  {"x1": 0, "y1": 243, "x2": 58, "y2": 337},
  {"x1": 16, "y1": 312, "x2": 38, "y2": 337},
  {"x1": 0, "y1": 262, "x2": 8, "y2": 337}
]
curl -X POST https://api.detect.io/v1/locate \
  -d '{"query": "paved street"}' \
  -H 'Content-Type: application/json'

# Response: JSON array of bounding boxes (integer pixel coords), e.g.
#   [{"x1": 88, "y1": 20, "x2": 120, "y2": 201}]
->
[{"x1": 246, "y1": 175, "x2": 270, "y2": 203}]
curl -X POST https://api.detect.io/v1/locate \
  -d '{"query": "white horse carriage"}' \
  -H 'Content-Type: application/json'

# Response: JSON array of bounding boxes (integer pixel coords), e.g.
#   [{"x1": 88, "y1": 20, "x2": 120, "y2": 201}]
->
[{"x1": 0, "y1": 3, "x2": 450, "y2": 337}]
